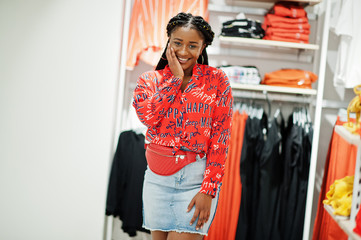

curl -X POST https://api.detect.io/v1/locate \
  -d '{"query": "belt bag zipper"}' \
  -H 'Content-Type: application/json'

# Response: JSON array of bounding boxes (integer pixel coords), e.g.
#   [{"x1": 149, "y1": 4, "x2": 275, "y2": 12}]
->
[{"x1": 146, "y1": 147, "x2": 186, "y2": 164}]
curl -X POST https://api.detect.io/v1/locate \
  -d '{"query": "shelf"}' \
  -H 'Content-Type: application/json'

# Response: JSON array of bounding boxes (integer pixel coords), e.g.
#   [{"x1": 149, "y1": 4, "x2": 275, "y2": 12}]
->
[
  {"x1": 335, "y1": 125, "x2": 361, "y2": 146},
  {"x1": 324, "y1": 204, "x2": 361, "y2": 240},
  {"x1": 225, "y1": 0, "x2": 322, "y2": 6},
  {"x1": 231, "y1": 83, "x2": 317, "y2": 95},
  {"x1": 219, "y1": 36, "x2": 319, "y2": 50}
]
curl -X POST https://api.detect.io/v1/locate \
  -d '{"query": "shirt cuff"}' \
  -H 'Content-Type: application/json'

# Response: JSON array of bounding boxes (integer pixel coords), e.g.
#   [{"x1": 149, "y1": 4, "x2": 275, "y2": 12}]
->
[{"x1": 200, "y1": 180, "x2": 219, "y2": 198}]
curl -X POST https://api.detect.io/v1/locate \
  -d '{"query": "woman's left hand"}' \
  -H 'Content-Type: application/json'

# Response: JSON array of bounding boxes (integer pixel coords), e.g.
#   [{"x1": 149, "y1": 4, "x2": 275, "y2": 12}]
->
[{"x1": 187, "y1": 192, "x2": 212, "y2": 230}]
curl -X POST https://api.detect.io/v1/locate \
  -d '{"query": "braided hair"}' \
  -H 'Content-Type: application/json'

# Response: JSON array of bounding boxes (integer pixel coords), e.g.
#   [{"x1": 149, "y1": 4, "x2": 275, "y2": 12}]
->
[{"x1": 155, "y1": 12, "x2": 215, "y2": 70}]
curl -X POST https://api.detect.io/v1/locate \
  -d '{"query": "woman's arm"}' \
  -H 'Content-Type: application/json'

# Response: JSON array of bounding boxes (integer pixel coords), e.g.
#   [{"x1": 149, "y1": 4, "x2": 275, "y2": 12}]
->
[
  {"x1": 132, "y1": 71, "x2": 182, "y2": 128},
  {"x1": 201, "y1": 69, "x2": 233, "y2": 197},
  {"x1": 188, "y1": 69, "x2": 233, "y2": 230}
]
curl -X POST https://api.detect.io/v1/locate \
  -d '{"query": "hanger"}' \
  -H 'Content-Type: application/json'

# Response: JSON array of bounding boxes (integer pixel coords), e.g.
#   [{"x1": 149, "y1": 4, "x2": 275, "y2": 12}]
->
[
  {"x1": 263, "y1": 90, "x2": 271, "y2": 118},
  {"x1": 273, "y1": 103, "x2": 284, "y2": 127}
]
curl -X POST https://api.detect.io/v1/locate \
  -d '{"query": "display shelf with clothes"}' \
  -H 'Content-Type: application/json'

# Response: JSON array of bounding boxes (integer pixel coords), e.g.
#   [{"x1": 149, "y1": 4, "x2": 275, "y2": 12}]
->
[
  {"x1": 317, "y1": 124, "x2": 361, "y2": 240},
  {"x1": 215, "y1": 1, "x2": 320, "y2": 50}
]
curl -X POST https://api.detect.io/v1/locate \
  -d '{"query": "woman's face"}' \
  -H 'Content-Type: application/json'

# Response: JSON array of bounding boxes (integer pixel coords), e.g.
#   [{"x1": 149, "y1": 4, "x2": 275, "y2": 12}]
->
[{"x1": 169, "y1": 26, "x2": 206, "y2": 75}]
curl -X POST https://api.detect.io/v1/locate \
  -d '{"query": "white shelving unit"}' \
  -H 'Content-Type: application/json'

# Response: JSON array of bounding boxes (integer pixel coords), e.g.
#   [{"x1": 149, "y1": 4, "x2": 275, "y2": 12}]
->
[
  {"x1": 219, "y1": 36, "x2": 319, "y2": 50},
  {"x1": 230, "y1": 83, "x2": 317, "y2": 103},
  {"x1": 324, "y1": 204, "x2": 361, "y2": 240},
  {"x1": 231, "y1": 83, "x2": 318, "y2": 95}
]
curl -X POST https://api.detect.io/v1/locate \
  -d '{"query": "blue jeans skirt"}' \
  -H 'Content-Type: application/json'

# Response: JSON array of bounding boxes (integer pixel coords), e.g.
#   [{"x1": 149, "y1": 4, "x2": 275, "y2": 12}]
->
[{"x1": 142, "y1": 155, "x2": 220, "y2": 235}]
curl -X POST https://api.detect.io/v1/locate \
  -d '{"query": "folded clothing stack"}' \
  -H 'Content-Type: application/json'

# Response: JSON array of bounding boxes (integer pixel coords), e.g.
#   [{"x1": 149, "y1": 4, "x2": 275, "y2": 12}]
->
[
  {"x1": 262, "y1": 3, "x2": 310, "y2": 43},
  {"x1": 220, "y1": 65, "x2": 261, "y2": 85},
  {"x1": 261, "y1": 69, "x2": 317, "y2": 89},
  {"x1": 221, "y1": 18, "x2": 265, "y2": 39},
  {"x1": 323, "y1": 175, "x2": 354, "y2": 217}
]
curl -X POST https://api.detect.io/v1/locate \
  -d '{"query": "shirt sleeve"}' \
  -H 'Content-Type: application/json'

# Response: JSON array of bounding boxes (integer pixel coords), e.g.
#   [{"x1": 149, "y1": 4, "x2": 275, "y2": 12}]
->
[
  {"x1": 200, "y1": 70, "x2": 233, "y2": 198},
  {"x1": 132, "y1": 71, "x2": 182, "y2": 128}
]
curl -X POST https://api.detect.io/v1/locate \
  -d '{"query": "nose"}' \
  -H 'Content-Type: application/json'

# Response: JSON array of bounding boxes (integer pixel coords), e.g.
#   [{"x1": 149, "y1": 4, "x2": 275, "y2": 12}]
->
[{"x1": 177, "y1": 45, "x2": 188, "y2": 56}]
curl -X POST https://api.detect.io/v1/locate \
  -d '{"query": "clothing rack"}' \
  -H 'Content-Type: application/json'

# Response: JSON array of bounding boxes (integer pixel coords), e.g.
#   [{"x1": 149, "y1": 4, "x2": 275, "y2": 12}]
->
[
  {"x1": 232, "y1": 89, "x2": 313, "y2": 104},
  {"x1": 231, "y1": 83, "x2": 315, "y2": 105}
]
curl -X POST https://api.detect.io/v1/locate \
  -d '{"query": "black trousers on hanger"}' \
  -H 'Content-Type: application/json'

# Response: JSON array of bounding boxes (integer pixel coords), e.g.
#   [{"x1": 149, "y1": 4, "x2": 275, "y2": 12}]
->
[
  {"x1": 236, "y1": 116, "x2": 265, "y2": 240},
  {"x1": 254, "y1": 118, "x2": 283, "y2": 240}
]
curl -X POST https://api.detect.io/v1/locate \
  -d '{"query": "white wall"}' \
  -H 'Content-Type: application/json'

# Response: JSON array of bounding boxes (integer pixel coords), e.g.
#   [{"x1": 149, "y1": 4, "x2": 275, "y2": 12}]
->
[{"x1": 0, "y1": 0, "x2": 123, "y2": 239}]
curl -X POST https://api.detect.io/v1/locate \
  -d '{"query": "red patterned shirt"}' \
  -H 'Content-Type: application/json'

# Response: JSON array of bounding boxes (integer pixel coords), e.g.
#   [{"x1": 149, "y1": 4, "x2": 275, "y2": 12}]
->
[{"x1": 133, "y1": 64, "x2": 233, "y2": 197}]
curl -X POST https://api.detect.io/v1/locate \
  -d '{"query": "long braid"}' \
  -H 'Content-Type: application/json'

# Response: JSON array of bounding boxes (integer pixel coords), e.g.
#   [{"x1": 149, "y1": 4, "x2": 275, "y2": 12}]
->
[{"x1": 155, "y1": 12, "x2": 214, "y2": 70}]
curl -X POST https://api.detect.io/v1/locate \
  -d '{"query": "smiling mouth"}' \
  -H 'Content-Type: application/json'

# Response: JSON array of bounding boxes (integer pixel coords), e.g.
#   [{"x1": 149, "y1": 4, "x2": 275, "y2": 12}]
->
[{"x1": 177, "y1": 57, "x2": 189, "y2": 64}]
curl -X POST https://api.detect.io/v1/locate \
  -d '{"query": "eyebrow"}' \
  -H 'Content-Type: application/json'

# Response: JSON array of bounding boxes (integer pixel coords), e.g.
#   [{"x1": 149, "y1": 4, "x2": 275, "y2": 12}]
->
[{"x1": 174, "y1": 38, "x2": 200, "y2": 45}]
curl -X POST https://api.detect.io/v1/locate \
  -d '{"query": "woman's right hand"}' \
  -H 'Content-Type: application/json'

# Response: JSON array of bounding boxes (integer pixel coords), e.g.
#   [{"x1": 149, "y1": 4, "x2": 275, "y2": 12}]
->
[{"x1": 166, "y1": 43, "x2": 184, "y2": 79}]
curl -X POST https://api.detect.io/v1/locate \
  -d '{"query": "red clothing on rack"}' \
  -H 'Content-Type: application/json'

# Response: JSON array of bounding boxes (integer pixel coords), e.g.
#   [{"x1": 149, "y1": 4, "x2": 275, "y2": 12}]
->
[
  {"x1": 205, "y1": 111, "x2": 248, "y2": 240},
  {"x1": 133, "y1": 64, "x2": 233, "y2": 197}
]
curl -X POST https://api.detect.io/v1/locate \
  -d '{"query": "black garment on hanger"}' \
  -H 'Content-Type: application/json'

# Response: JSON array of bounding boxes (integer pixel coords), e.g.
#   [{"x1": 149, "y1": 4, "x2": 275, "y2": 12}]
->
[
  {"x1": 290, "y1": 125, "x2": 313, "y2": 240},
  {"x1": 254, "y1": 117, "x2": 284, "y2": 240},
  {"x1": 236, "y1": 114, "x2": 267, "y2": 240},
  {"x1": 279, "y1": 116, "x2": 312, "y2": 240},
  {"x1": 105, "y1": 130, "x2": 149, "y2": 237},
  {"x1": 280, "y1": 121, "x2": 302, "y2": 240}
]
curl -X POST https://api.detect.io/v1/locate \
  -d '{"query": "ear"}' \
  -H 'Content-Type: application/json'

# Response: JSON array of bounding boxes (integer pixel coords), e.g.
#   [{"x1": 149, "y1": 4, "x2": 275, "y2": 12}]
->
[{"x1": 200, "y1": 43, "x2": 206, "y2": 53}]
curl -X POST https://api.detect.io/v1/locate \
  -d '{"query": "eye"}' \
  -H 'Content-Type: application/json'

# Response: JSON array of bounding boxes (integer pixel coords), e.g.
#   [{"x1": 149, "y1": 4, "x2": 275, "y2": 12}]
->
[
  {"x1": 189, "y1": 45, "x2": 197, "y2": 49},
  {"x1": 173, "y1": 41, "x2": 181, "y2": 46}
]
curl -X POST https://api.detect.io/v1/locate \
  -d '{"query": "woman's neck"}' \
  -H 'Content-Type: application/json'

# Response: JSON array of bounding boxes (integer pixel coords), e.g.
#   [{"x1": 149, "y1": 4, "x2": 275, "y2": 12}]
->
[{"x1": 184, "y1": 64, "x2": 195, "y2": 77}]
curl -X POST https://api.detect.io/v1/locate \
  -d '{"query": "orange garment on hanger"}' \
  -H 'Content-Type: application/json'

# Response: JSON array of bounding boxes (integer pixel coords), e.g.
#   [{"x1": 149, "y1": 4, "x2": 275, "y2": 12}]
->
[
  {"x1": 261, "y1": 69, "x2": 317, "y2": 89},
  {"x1": 126, "y1": 0, "x2": 208, "y2": 69},
  {"x1": 205, "y1": 111, "x2": 248, "y2": 240},
  {"x1": 312, "y1": 118, "x2": 358, "y2": 240}
]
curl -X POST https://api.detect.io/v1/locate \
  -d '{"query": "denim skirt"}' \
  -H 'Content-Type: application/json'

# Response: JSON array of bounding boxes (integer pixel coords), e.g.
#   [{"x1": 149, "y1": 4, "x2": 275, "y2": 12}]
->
[{"x1": 142, "y1": 154, "x2": 220, "y2": 235}]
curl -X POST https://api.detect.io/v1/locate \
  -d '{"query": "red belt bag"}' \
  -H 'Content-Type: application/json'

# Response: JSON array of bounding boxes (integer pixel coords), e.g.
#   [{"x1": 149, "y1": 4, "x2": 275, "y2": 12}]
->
[{"x1": 145, "y1": 143, "x2": 197, "y2": 176}]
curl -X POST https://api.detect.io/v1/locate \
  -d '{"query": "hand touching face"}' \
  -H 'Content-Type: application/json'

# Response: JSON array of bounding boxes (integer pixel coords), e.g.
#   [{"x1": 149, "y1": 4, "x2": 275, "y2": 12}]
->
[{"x1": 166, "y1": 43, "x2": 184, "y2": 79}]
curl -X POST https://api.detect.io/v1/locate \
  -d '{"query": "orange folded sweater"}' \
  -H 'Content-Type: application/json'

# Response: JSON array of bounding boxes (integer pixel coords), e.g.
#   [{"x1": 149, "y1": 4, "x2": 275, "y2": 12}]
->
[
  {"x1": 262, "y1": 69, "x2": 318, "y2": 89},
  {"x1": 264, "y1": 14, "x2": 308, "y2": 24},
  {"x1": 271, "y1": 3, "x2": 307, "y2": 18},
  {"x1": 263, "y1": 35, "x2": 309, "y2": 44},
  {"x1": 266, "y1": 27, "x2": 310, "y2": 35}
]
